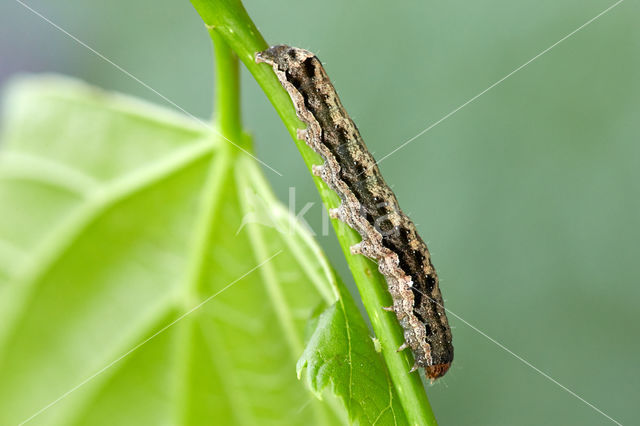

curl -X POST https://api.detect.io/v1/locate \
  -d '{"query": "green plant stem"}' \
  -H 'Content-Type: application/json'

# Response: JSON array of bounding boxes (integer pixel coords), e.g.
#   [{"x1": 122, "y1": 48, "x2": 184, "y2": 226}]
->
[
  {"x1": 210, "y1": 30, "x2": 244, "y2": 147},
  {"x1": 179, "y1": 28, "x2": 237, "y2": 318},
  {"x1": 191, "y1": 1, "x2": 438, "y2": 424}
]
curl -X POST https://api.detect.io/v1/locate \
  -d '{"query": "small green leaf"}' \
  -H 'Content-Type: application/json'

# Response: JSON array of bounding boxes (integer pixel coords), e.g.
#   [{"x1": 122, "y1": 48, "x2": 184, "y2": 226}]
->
[{"x1": 298, "y1": 283, "x2": 409, "y2": 425}]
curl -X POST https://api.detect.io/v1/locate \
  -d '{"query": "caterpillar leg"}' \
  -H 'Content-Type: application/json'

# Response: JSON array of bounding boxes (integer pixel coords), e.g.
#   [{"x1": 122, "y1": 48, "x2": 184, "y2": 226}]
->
[
  {"x1": 296, "y1": 128, "x2": 308, "y2": 141},
  {"x1": 350, "y1": 242, "x2": 366, "y2": 255},
  {"x1": 311, "y1": 164, "x2": 324, "y2": 177},
  {"x1": 397, "y1": 342, "x2": 409, "y2": 352},
  {"x1": 329, "y1": 206, "x2": 345, "y2": 220}
]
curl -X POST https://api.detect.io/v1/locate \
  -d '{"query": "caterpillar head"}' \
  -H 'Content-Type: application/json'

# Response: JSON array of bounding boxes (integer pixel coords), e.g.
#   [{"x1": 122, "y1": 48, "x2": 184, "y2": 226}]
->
[{"x1": 255, "y1": 45, "x2": 315, "y2": 73}]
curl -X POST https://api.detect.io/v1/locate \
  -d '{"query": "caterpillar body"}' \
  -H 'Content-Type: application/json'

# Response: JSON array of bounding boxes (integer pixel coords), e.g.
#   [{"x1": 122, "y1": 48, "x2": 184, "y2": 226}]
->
[{"x1": 256, "y1": 45, "x2": 453, "y2": 380}]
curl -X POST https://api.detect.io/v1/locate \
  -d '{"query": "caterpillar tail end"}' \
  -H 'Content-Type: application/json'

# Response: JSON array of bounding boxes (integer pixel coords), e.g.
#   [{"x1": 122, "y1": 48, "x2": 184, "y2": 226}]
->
[{"x1": 425, "y1": 363, "x2": 451, "y2": 380}]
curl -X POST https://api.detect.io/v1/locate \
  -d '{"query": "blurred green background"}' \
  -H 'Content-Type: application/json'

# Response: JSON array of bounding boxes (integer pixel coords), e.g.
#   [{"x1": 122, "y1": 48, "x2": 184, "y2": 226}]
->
[{"x1": 1, "y1": 0, "x2": 637, "y2": 424}]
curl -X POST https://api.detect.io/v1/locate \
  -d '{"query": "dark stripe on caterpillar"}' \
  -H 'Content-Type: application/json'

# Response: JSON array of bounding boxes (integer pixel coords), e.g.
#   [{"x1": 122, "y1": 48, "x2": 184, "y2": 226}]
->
[{"x1": 256, "y1": 45, "x2": 453, "y2": 380}]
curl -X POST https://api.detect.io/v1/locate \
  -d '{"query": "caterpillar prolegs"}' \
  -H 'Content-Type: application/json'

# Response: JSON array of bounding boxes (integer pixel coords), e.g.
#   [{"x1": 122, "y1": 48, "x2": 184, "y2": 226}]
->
[{"x1": 256, "y1": 45, "x2": 453, "y2": 380}]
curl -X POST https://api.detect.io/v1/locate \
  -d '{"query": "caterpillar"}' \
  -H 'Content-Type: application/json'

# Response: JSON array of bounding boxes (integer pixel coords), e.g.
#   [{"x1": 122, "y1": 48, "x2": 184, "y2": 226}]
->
[{"x1": 256, "y1": 45, "x2": 453, "y2": 380}]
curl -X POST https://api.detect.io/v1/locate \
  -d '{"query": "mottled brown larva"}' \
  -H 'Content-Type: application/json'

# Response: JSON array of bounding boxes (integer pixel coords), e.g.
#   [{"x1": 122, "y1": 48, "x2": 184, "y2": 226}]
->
[{"x1": 256, "y1": 45, "x2": 453, "y2": 380}]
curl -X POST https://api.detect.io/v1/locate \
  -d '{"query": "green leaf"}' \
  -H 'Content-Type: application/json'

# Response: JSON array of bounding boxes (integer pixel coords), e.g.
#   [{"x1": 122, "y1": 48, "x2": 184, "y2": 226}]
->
[
  {"x1": 0, "y1": 76, "x2": 405, "y2": 425},
  {"x1": 298, "y1": 281, "x2": 408, "y2": 425}
]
